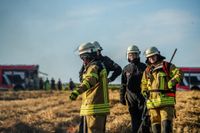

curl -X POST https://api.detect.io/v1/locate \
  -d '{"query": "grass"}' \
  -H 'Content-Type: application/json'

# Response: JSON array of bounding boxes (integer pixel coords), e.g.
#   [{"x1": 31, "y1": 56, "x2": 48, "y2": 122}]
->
[{"x1": 0, "y1": 90, "x2": 199, "y2": 133}]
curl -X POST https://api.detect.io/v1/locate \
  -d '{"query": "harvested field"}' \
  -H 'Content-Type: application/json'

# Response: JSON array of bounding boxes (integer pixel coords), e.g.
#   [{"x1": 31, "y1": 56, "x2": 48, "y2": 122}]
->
[{"x1": 0, "y1": 90, "x2": 199, "y2": 133}]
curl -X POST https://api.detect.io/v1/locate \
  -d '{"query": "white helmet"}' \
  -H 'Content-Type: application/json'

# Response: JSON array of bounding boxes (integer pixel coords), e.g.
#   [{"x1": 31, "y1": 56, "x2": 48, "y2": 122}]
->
[
  {"x1": 126, "y1": 45, "x2": 141, "y2": 59},
  {"x1": 92, "y1": 41, "x2": 103, "y2": 51},
  {"x1": 78, "y1": 42, "x2": 97, "y2": 55},
  {"x1": 144, "y1": 47, "x2": 160, "y2": 58}
]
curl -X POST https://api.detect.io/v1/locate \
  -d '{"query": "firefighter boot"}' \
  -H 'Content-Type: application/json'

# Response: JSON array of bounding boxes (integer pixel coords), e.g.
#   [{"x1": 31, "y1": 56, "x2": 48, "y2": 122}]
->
[
  {"x1": 161, "y1": 120, "x2": 172, "y2": 133},
  {"x1": 152, "y1": 124, "x2": 161, "y2": 133}
]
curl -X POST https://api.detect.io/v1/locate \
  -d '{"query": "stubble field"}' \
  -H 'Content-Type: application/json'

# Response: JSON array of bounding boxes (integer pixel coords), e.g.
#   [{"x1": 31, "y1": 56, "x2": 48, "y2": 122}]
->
[{"x1": 0, "y1": 90, "x2": 199, "y2": 133}]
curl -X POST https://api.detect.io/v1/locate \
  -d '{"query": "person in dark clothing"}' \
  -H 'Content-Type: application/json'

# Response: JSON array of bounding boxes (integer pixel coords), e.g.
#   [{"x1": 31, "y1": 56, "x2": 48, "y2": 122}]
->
[
  {"x1": 39, "y1": 77, "x2": 44, "y2": 90},
  {"x1": 57, "y1": 78, "x2": 62, "y2": 90},
  {"x1": 78, "y1": 41, "x2": 122, "y2": 133},
  {"x1": 69, "y1": 78, "x2": 75, "y2": 91},
  {"x1": 51, "y1": 78, "x2": 56, "y2": 90},
  {"x1": 120, "y1": 45, "x2": 149, "y2": 133}
]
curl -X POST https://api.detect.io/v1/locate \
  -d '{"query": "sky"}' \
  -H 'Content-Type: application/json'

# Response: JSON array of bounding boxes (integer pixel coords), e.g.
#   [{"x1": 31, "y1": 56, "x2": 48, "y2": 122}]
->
[{"x1": 0, "y1": 0, "x2": 200, "y2": 83}]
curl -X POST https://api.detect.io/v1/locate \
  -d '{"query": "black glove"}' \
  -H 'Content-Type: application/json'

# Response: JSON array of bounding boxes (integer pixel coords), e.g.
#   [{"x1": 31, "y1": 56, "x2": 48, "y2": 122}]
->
[{"x1": 120, "y1": 97, "x2": 126, "y2": 105}]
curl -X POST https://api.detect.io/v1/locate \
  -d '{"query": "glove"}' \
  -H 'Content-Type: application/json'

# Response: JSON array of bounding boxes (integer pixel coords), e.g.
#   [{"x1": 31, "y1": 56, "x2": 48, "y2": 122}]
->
[
  {"x1": 120, "y1": 97, "x2": 126, "y2": 105},
  {"x1": 69, "y1": 90, "x2": 79, "y2": 100},
  {"x1": 168, "y1": 80, "x2": 176, "y2": 89}
]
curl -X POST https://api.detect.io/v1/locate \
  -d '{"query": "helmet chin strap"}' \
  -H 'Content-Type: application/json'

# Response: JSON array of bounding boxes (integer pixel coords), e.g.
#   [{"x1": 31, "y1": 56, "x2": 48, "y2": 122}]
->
[{"x1": 128, "y1": 58, "x2": 140, "y2": 63}]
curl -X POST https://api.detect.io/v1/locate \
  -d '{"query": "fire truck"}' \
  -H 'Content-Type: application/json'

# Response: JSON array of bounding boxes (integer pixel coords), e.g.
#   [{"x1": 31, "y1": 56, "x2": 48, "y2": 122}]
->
[
  {"x1": 0, "y1": 65, "x2": 40, "y2": 90},
  {"x1": 176, "y1": 67, "x2": 200, "y2": 91}
]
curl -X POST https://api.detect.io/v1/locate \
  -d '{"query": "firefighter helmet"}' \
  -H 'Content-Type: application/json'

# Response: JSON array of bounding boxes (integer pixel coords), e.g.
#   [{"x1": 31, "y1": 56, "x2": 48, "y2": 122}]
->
[
  {"x1": 126, "y1": 45, "x2": 141, "y2": 59},
  {"x1": 127, "y1": 45, "x2": 141, "y2": 54},
  {"x1": 92, "y1": 41, "x2": 103, "y2": 51},
  {"x1": 144, "y1": 46, "x2": 160, "y2": 58},
  {"x1": 78, "y1": 42, "x2": 97, "y2": 55}
]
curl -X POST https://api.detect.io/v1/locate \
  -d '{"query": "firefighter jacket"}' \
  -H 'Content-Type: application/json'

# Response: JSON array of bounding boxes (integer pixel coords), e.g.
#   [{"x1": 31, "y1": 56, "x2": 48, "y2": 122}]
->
[
  {"x1": 120, "y1": 60, "x2": 146, "y2": 108},
  {"x1": 141, "y1": 61, "x2": 183, "y2": 109},
  {"x1": 76, "y1": 60, "x2": 110, "y2": 116},
  {"x1": 79, "y1": 55, "x2": 122, "y2": 82}
]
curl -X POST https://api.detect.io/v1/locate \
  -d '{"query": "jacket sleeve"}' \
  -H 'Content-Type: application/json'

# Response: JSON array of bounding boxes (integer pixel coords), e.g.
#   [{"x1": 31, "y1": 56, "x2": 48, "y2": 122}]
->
[
  {"x1": 104, "y1": 56, "x2": 122, "y2": 82},
  {"x1": 120, "y1": 68, "x2": 127, "y2": 99},
  {"x1": 169, "y1": 63, "x2": 183, "y2": 85},
  {"x1": 141, "y1": 70, "x2": 148, "y2": 96},
  {"x1": 77, "y1": 64, "x2": 99, "y2": 94},
  {"x1": 79, "y1": 65, "x2": 84, "y2": 82}
]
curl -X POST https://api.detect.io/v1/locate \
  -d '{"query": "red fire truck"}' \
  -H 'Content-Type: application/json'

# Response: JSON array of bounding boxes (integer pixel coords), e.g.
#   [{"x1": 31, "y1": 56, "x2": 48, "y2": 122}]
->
[
  {"x1": 176, "y1": 67, "x2": 200, "y2": 91},
  {"x1": 0, "y1": 65, "x2": 39, "y2": 90}
]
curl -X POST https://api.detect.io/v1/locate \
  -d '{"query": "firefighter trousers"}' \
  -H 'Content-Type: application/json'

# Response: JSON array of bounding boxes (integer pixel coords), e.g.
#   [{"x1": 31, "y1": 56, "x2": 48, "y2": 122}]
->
[
  {"x1": 79, "y1": 115, "x2": 107, "y2": 133},
  {"x1": 149, "y1": 106, "x2": 174, "y2": 133}
]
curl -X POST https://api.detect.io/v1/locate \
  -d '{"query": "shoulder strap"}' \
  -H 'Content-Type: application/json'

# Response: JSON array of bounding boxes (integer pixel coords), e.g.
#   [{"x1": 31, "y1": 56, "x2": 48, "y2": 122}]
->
[
  {"x1": 162, "y1": 61, "x2": 171, "y2": 77},
  {"x1": 145, "y1": 66, "x2": 152, "y2": 79}
]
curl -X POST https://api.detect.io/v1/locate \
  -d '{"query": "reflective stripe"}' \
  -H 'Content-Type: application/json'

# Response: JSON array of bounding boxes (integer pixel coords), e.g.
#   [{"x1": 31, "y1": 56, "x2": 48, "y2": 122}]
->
[
  {"x1": 80, "y1": 103, "x2": 110, "y2": 115},
  {"x1": 100, "y1": 69, "x2": 108, "y2": 103},
  {"x1": 146, "y1": 97, "x2": 175, "y2": 109},
  {"x1": 73, "y1": 89, "x2": 80, "y2": 95},
  {"x1": 83, "y1": 73, "x2": 99, "y2": 80},
  {"x1": 80, "y1": 108, "x2": 110, "y2": 115},
  {"x1": 82, "y1": 80, "x2": 90, "y2": 90},
  {"x1": 159, "y1": 72, "x2": 165, "y2": 90},
  {"x1": 81, "y1": 103, "x2": 110, "y2": 109},
  {"x1": 87, "y1": 73, "x2": 99, "y2": 80}
]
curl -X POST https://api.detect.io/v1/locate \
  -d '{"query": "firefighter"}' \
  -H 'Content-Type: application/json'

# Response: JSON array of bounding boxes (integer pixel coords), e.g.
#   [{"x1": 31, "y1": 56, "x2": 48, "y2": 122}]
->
[
  {"x1": 120, "y1": 45, "x2": 147, "y2": 133},
  {"x1": 78, "y1": 41, "x2": 122, "y2": 133},
  {"x1": 69, "y1": 42, "x2": 110, "y2": 133},
  {"x1": 79, "y1": 41, "x2": 122, "y2": 83},
  {"x1": 141, "y1": 47, "x2": 183, "y2": 133}
]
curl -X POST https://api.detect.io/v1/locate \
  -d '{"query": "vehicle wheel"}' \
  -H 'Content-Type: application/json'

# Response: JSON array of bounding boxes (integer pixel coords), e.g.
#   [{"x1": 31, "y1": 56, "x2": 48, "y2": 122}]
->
[
  {"x1": 191, "y1": 86, "x2": 199, "y2": 91},
  {"x1": 13, "y1": 85, "x2": 24, "y2": 91}
]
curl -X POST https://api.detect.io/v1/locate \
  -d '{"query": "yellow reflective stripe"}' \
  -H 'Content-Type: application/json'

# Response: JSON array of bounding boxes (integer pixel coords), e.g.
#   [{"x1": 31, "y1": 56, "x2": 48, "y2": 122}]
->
[
  {"x1": 80, "y1": 108, "x2": 110, "y2": 115},
  {"x1": 86, "y1": 73, "x2": 99, "y2": 80},
  {"x1": 82, "y1": 80, "x2": 90, "y2": 90},
  {"x1": 91, "y1": 73, "x2": 99, "y2": 80},
  {"x1": 159, "y1": 72, "x2": 165, "y2": 90},
  {"x1": 73, "y1": 90, "x2": 80, "y2": 95},
  {"x1": 81, "y1": 103, "x2": 110, "y2": 109},
  {"x1": 146, "y1": 97, "x2": 175, "y2": 109},
  {"x1": 80, "y1": 103, "x2": 110, "y2": 115},
  {"x1": 160, "y1": 77, "x2": 165, "y2": 90},
  {"x1": 100, "y1": 69, "x2": 108, "y2": 103}
]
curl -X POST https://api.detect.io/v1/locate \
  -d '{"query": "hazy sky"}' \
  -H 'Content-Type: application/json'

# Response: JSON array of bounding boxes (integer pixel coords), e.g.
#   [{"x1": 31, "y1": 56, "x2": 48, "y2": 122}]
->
[{"x1": 0, "y1": 0, "x2": 200, "y2": 83}]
